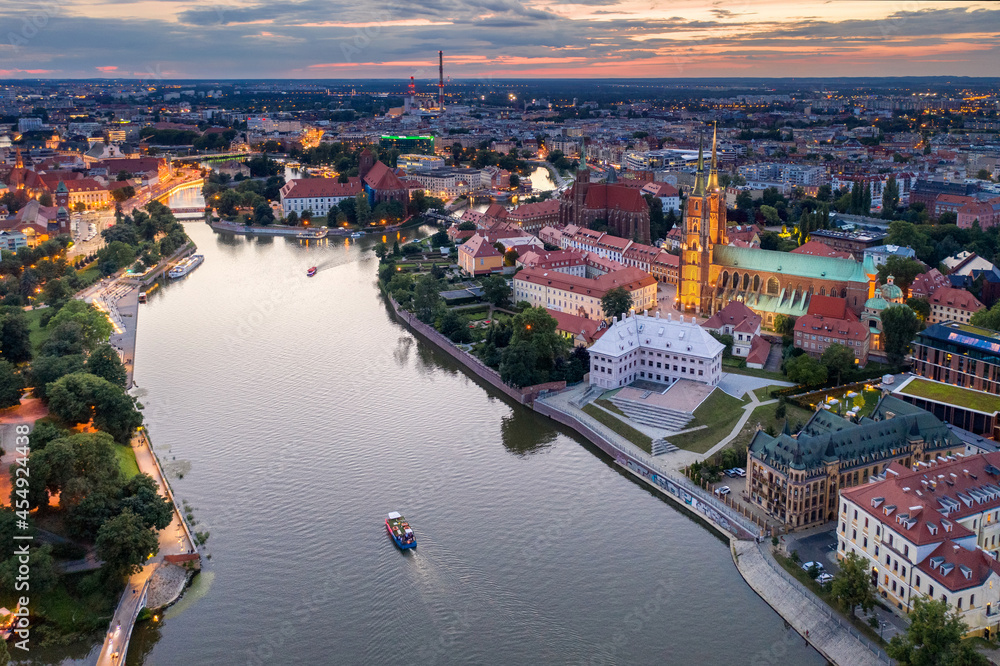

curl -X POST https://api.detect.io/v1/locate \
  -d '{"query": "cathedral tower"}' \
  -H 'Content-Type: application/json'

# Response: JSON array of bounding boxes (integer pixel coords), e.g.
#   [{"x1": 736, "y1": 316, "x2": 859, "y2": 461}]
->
[{"x1": 678, "y1": 123, "x2": 727, "y2": 315}]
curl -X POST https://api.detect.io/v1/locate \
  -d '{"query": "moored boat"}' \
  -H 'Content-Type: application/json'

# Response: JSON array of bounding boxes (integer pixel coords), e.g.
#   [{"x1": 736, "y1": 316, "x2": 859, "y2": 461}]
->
[
  {"x1": 350, "y1": 231, "x2": 363, "y2": 239},
  {"x1": 386, "y1": 512, "x2": 416, "y2": 549},
  {"x1": 167, "y1": 254, "x2": 204, "y2": 279}
]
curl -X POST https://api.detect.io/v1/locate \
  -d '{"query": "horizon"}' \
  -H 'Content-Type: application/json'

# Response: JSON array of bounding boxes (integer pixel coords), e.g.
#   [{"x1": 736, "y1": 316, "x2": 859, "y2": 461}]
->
[{"x1": 2, "y1": 1, "x2": 999, "y2": 80}]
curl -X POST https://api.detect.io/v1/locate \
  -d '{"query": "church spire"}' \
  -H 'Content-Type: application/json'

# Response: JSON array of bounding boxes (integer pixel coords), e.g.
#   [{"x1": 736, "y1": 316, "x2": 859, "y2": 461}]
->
[
  {"x1": 15, "y1": 147, "x2": 23, "y2": 169},
  {"x1": 692, "y1": 131, "x2": 705, "y2": 197},
  {"x1": 707, "y1": 121, "x2": 719, "y2": 191}
]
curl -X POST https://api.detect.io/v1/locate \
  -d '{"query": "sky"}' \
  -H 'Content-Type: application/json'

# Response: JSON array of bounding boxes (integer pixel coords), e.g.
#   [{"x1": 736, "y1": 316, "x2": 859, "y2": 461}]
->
[{"x1": 1, "y1": 0, "x2": 999, "y2": 80}]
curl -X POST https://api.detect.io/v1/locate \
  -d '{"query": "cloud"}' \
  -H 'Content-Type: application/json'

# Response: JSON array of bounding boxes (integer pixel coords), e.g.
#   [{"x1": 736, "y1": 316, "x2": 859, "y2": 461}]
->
[{"x1": 96, "y1": 65, "x2": 118, "y2": 71}]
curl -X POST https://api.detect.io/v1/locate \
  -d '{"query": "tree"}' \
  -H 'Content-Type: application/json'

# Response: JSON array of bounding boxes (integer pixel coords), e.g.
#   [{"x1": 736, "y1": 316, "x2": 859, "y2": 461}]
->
[
  {"x1": 86, "y1": 343, "x2": 128, "y2": 388},
  {"x1": 457, "y1": 220, "x2": 477, "y2": 232},
  {"x1": 785, "y1": 353, "x2": 828, "y2": 385},
  {"x1": 759, "y1": 205, "x2": 780, "y2": 225},
  {"x1": 888, "y1": 597, "x2": 987, "y2": 666},
  {"x1": 971, "y1": 301, "x2": 1000, "y2": 331},
  {"x1": 354, "y1": 192, "x2": 372, "y2": 226},
  {"x1": 412, "y1": 274, "x2": 443, "y2": 324},
  {"x1": 38, "y1": 192, "x2": 53, "y2": 207},
  {"x1": 830, "y1": 551, "x2": 876, "y2": 614},
  {"x1": 499, "y1": 340, "x2": 540, "y2": 388},
  {"x1": 821, "y1": 343, "x2": 856, "y2": 384},
  {"x1": 907, "y1": 297, "x2": 931, "y2": 322},
  {"x1": 976, "y1": 168, "x2": 993, "y2": 182},
  {"x1": 877, "y1": 256, "x2": 925, "y2": 299},
  {"x1": 881, "y1": 305, "x2": 921, "y2": 367},
  {"x1": 774, "y1": 314, "x2": 797, "y2": 338},
  {"x1": 45, "y1": 300, "x2": 113, "y2": 351},
  {"x1": 0, "y1": 311, "x2": 33, "y2": 363},
  {"x1": 253, "y1": 203, "x2": 275, "y2": 226},
  {"x1": 119, "y1": 474, "x2": 173, "y2": 530},
  {"x1": 735, "y1": 191, "x2": 754, "y2": 211},
  {"x1": 96, "y1": 508, "x2": 158, "y2": 577},
  {"x1": 0, "y1": 359, "x2": 23, "y2": 409},
  {"x1": 503, "y1": 248, "x2": 519, "y2": 267},
  {"x1": 601, "y1": 287, "x2": 633, "y2": 320},
  {"x1": 46, "y1": 373, "x2": 142, "y2": 443},
  {"x1": 481, "y1": 275, "x2": 511, "y2": 308},
  {"x1": 882, "y1": 175, "x2": 900, "y2": 218}
]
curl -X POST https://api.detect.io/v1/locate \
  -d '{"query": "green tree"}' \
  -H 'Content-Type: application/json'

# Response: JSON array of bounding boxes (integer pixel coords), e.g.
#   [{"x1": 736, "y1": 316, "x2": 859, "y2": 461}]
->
[
  {"x1": 785, "y1": 353, "x2": 828, "y2": 385},
  {"x1": 907, "y1": 297, "x2": 931, "y2": 322},
  {"x1": 354, "y1": 192, "x2": 372, "y2": 226},
  {"x1": 774, "y1": 314, "x2": 797, "y2": 338},
  {"x1": 829, "y1": 551, "x2": 876, "y2": 614},
  {"x1": 46, "y1": 373, "x2": 142, "y2": 443},
  {"x1": 457, "y1": 220, "x2": 477, "y2": 232},
  {"x1": 503, "y1": 248, "x2": 519, "y2": 267},
  {"x1": 759, "y1": 205, "x2": 780, "y2": 225},
  {"x1": 0, "y1": 359, "x2": 24, "y2": 409},
  {"x1": 887, "y1": 597, "x2": 987, "y2": 666},
  {"x1": 96, "y1": 240, "x2": 137, "y2": 275},
  {"x1": 499, "y1": 340, "x2": 540, "y2": 388},
  {"x1": 0, "y1": 311, "x2": 33, "y2": 363},
  {"x1": 877, "y1": 256, "x2": 925, "y2": 299},
  {"x1": 882, "y1": 175, "x2": 900, "y2": 218},
  {"x1": 821, "y1": 343, "x2": 856, "y2": 384},
  {"x1": 970, "y1": 301, "x2": 1000, "y2": 331},
  {"x1": 601, "y1": 287, "x2": 634, "y2": 320},
  {"x1": 119, "y1": 474, "x2": 173, "y2": 530},
  {"x1": 28, "y1": 354, "x2": 85, "y2": 400},
  {"x1": 46, "y1": 300, "x2": 113, "y2": 351},
  {"x1": 881, "y1": 304, "x2": 921, "y2": 367},
  {"x1": 735, "y1": 191, "x2": 754, "y2": 211},
  {"x1": 96, "y1": 508, "x2": 158, "y2": 578},
  {"x1": 86, "y1": 343, "x2": 128, "y2": 388},
  {"x1": 480, "y1": 275, "x2": 511, "y2": 308},
  {"x1": 412, "y1": 274, "x2": 443, "y2": 324}
]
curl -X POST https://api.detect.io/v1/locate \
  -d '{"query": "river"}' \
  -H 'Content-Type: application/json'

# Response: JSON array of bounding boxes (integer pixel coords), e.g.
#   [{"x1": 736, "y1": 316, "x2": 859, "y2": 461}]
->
[{"x1": 27, "y1": 203, "x2": 822, "y2": 665}]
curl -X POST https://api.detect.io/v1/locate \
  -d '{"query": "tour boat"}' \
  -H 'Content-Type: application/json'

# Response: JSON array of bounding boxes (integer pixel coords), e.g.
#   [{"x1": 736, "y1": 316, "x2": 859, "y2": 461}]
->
[
  {"x1": 167, "y1": 254, "x2": 204, "y2": 279},
  {"x1": 138, "y1": 292, "x2": 147, "y2": 303},
  {"x1": 306, "y1": 267, "x2": 317, "y2": 277},
  {"x1": 386, "y1": 512, "x2": 416, "y2": 549}
]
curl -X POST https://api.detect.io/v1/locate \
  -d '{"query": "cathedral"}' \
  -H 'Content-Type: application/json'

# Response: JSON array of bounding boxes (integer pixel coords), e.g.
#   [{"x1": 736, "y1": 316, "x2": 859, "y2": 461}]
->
[
  {"x1": 558, "y1": 144, "x2": 651, "y2": 243},
  {"x1": 676, "y1": 125, "x2": 879, "y2": 328}
]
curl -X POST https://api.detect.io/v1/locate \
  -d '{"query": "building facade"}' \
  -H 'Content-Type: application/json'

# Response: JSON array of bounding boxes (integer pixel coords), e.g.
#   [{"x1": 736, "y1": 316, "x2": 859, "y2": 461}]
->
[
  {"x1": 748, "y1": 395, "x2": 962, "y2": 530},
  {"x1": 513, "y1": 266, "x2": 657, "y2": 320},
  {"x1": 588, "y1": 312, "x2": 724, "y2": 390}
]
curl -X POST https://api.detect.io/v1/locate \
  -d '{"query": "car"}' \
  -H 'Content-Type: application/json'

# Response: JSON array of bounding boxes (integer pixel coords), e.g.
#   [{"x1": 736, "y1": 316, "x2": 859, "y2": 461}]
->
[
  {"x1": 714, "y1": 486, "x2": 731, "y2": 496},
  {"x1": 801, "y1": 561, "x2": 825, "y2": 573},
  {"x1": 817, "y1": 573, "x2": 835, "y2": 584},
  {"x1": 733, "y1": 468, "x2": 746, "y2": 477},
  {"x1": 722, "y1": 469, "x2": 734, "y2": 477}
]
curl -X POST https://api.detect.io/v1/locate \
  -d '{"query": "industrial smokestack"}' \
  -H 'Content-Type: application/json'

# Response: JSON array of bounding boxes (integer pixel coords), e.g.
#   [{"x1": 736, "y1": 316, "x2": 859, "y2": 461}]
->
[{"x1": 438, "y1": 50, "x2": 444, "y2": 110}]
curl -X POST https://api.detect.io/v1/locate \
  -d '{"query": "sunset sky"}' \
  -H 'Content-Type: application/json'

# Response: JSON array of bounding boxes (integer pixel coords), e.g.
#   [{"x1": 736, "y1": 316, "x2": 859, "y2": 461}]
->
[{"x1": 1, "y1": 0, "x2": 998, "y2": 79}]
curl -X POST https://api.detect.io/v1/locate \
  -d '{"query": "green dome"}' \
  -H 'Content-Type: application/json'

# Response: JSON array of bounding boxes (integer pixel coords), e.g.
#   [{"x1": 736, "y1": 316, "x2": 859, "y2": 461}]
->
[
  {"x1": 865, "y1": 296, "x2": 889, "y2": 311},
  {"x1": 881, "y1": 282, "x2": 903, "y2": 301}
]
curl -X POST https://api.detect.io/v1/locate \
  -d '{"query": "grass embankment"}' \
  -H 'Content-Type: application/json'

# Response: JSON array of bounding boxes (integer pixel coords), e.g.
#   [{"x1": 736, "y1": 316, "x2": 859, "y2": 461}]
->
[
  {"x1": 722, "y1": 358, "x2": 787, "y2": 381},
  {"x1": 752, "y1": 385, "x2": 784, "y2": 402},
  {"x1": 900, "y1": 378, "x2": 1000, "y2": 414},
  {"x1": 21, "y1": 306, "x2": 51, "y2": 352},
  {"x1": 76, "y1": 262, "x2": 102, "y2": 289},
  {"x1": 33, "y1": 572, "x2": 122, "y2": 641},
  {"x1": 116, "y1": 445, "x2": 140, "y2": 478},
  {"x1": 595, "y1": 398, "x2": 627, "y2": 417},
  {"x1": 668, "y1": 389, "x2": 749, "y2": 454},
  {"x1": 582, "y1": 404, "x2": 653, "y2": 453}
]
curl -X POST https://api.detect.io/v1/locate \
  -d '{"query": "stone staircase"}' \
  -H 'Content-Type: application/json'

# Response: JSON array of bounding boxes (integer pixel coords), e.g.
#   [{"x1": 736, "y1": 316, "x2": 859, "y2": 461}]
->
[
  {"x1": 650, "y1": 439, "x2": 679, "y2": 456},
  {"x1": 609, "y1": 395, "x2": 694, "y2": 432},
  {"x1": 571, "y1": 384, "x2": 604, "y2": 408}
]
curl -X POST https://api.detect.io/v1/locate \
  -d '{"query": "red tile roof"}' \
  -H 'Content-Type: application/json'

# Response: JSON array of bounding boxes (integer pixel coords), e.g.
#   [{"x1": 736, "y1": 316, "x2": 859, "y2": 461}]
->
[
  {"x1": 792, "y1": 240, "x2": 854, "y2": 260},
  {"x1": 459, "y1": 234, "x2": 502, "y2": 259},
  {"x1": 282, "y1": 177, "x2": 362, "y2": 199},
  {"x1": 746, "y1": 335, "x2": 771, "y2": 366},
  {"x1": 363, "y1": 161, "x2": 405, "y2": 191},
  {"x1": 548, "y1": 308, "x2": 606, "y2": 345},
  {"x1": 795, "y1": 314, "x2": 869, "y2": 341},
  {"x1": 808, "y1": 295, "x2": 858, "y2": 321},
  {"x1": 583, "y1": 184, "x2": 647, "y2": 213},
  {"x1": 929, "y1": 286, "x2": 984, "y2": 312},
  {"x1": 702, "y1": 301, "x2": 760, "y2": 331}
]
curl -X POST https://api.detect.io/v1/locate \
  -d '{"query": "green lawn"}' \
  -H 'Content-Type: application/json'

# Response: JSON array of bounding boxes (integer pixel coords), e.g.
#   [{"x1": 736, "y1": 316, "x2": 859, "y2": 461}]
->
[
  {"x1": 582, "y1": 404, "x2": 652, "y2": 453},
  {"x1": 730, "y1": 402, "x2": 815, "y2": 450},
  {"x1": 116, "y1": 445, "x2": 140, "y2": 478},
  {"x1": 899, "y1": 378, "x2": 1000, "y2": 414},
  {"x1": 76, "y1": 262, "x2": 102, "y2": 289},
  {"x1": 722, "y1": 361, "x2": 787, "y2": 382},
  {"x1": 21, "y1": 307, "x2": 51, "y2": 352},
  {"x1": 33, "y1": 571, "x2": 121, "y2": 638},
  {"x1": 752, "y1": 385, "x2": 785, "y2": 402},
  {"x1": 667, "y1": 389, "x2": 750, "y2": 454},
  {"x1": 595, "y1": 398, "x2": 627, "y2": 417}
]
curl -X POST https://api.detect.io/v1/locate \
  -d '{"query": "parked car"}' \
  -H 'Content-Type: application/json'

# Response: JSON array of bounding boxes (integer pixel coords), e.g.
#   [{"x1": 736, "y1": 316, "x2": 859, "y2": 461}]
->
[
  {"x1": 715, "y1": 486, "x2": 731, "y2": 496},
  {"x1": 801, "y1": 561, "x2": 825, "y2": 574},
  {"x1": 817, "y1": 573, "x2": 835, "y2": 584},
  {"x1": 723, "y1": 469, "x2": 735, "y2": 477},
  {"x1": 732, "y1": 468, "x2": 746, "y2": 477}
]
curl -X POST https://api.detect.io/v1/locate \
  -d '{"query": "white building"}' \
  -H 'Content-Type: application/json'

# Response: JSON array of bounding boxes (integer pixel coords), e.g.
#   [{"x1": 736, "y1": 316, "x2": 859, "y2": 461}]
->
[
  {"x1": 588, "y1": 312, "x2": 724, "y2": 390},
  {"x1": 839, "y1": 451, "x2": 1000, "y2": 638},
  {"x1": 513, "y1": 266, "x2": 657, "y2": 320},
  {"x1": 279, "y1": 178, "x2": 363, "y2": 217},
  {"x1": 410, "y1": 168, "x2": 487, "y2": 199},
  {"x1": 398, "y1": 154, "x2": 446, "y2": 172}
]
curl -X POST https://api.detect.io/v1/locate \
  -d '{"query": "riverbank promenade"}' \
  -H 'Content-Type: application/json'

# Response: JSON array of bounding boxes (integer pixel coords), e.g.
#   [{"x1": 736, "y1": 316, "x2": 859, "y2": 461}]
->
[{"x1": 733, "y1": 540, "x2": 890, "y2": 666}]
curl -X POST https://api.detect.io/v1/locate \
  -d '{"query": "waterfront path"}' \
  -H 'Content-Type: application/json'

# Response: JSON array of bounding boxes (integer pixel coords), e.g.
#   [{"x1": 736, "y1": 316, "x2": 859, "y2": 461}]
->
[
  {"x1": 96, "y1": 428, "x2": 197, "y2": 666},
  {"x1": 733, "y1": 540, "x2": 891, "y2": 666}
]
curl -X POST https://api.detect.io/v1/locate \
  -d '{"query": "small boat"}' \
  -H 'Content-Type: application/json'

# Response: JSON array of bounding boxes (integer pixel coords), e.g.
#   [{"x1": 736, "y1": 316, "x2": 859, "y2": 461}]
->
[
  {"x1": 138, "y1": 292, "x2": 147, "y2": 303},
  {"x1": 306, "y1": 267, "x2": 317, "y2": 277},
  {"x1": 350, "y1": 231, "x2": 364, "y2": 239},
  {"x1": 386, "y1": 512, "x2": 416, "y2": 549}
]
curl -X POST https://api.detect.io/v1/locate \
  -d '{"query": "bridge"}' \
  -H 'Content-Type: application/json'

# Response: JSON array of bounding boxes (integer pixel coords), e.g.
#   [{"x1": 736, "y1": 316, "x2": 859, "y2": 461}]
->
[
  {"x1": 172, "y1": 151, "x2": 254, "y2": 163},
  {"x1": 170, "y1": 207, "x2": 207, "y2": 215}
]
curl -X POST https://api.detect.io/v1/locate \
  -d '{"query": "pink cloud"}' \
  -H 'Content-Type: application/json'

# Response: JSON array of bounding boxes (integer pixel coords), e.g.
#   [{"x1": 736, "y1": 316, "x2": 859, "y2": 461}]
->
[
  {"x1": 0, "y1": 69, "x2": 54, "y2": 76},
  {"x1": 96, "y1": 66, "x2": 118, "y2": 72}
]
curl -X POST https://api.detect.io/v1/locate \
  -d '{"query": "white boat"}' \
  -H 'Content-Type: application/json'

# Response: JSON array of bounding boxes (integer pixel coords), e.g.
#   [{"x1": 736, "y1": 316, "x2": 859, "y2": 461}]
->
[
  {"x1": 350, "y1": 232, "x2": 364, "y2": 239},
  {"x1": 168, "y1": 254, "x2": 204, "y2": 279}
]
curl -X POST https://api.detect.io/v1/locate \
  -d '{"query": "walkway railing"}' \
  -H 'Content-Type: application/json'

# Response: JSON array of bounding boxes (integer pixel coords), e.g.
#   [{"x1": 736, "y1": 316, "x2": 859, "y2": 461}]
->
[{"x1": 756, "y1": 541, "x2": 894, "y2": 664}]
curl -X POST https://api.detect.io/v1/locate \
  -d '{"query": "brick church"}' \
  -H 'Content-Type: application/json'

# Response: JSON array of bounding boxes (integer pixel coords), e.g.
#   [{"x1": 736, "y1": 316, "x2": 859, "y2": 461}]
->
[{"x1": 558, "y1": 145, "x2": 651, "y2": 243}]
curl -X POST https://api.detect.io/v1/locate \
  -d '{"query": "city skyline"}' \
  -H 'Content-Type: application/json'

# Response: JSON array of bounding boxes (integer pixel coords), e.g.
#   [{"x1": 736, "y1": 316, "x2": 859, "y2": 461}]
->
[{"x1": 2, "y1": 1, "x2": 1000, "y2": 79}]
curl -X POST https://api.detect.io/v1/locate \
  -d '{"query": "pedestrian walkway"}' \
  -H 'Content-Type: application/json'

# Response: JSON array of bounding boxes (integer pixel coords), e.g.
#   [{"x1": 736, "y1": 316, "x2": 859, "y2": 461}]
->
[{"x1": 733, "y1": 540, "x2": 891, "y2": 666}]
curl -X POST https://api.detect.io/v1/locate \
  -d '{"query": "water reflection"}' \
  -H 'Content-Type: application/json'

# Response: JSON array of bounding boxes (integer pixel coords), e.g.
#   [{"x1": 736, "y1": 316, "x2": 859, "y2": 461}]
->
[{"x1": 500, "y1": 412, "x2": 557, "y2": 456}]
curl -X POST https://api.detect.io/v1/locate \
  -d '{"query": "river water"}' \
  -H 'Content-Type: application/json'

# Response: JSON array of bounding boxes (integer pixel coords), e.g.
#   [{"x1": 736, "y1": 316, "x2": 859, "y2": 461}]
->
[{"x1": 27, "y1": 188, "x2": 821, "y2": 664}]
